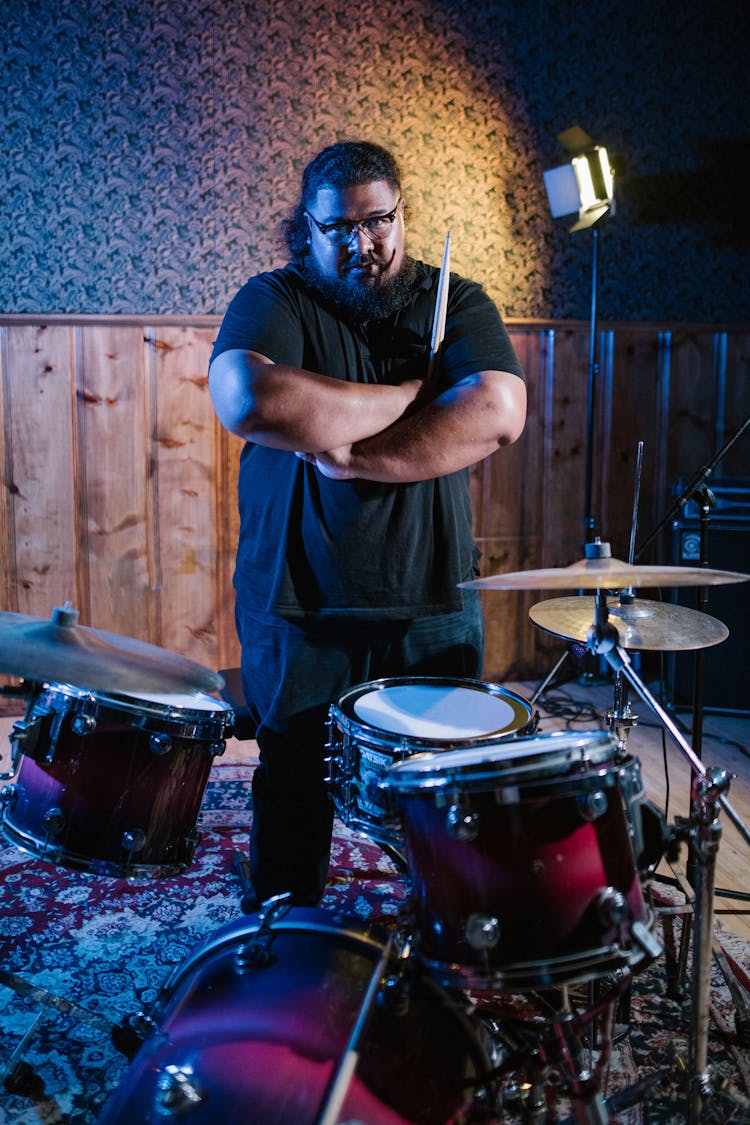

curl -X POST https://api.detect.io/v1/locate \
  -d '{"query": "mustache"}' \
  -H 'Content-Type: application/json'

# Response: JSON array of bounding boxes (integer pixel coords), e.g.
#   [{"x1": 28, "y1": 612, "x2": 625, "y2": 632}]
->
[
  {"x1": 345, "y1": 253, "x2": 378, "y2": 269},
  {"x1": 344, "y1": 249, "x2": 395, "y2": 271}
]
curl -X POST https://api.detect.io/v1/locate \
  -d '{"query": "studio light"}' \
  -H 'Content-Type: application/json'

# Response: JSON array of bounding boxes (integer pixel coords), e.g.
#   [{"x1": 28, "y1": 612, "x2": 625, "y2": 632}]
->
[
  {"x1": 543, "y1": 127, "x2": 614, "y2": 231},
  {"x1": 542, "y1": 125, "x2": 616, "y2": 543}
]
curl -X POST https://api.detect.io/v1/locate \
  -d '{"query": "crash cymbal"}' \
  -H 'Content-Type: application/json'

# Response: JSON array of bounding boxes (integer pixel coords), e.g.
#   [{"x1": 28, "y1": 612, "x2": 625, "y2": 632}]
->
[
  {"x1": 460, "y1": 556, "x2": 750, "y2": 591},
  {"x1": 529, "y1": 596, "x2": 729, "y2": 652},
  {"x1": 0, "y1": 606, "x2": 224, "y2": 695}
]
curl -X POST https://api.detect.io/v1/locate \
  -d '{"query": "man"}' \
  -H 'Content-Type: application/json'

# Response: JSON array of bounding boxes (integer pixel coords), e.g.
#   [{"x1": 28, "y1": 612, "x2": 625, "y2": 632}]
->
[{"x1": 209, "y1": 140, "x2": 526, "y2": 908}]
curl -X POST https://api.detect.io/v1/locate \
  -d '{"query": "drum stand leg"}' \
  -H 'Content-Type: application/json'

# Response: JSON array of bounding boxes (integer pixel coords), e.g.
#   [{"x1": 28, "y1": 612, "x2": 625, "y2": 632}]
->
[
  {"x1": 477, "y1": 976, "x2": 632, "y2": 1123},
  {"x1": 587, "y1": 624, "x2": 750, "y2": 1122},
  {"x1": 605, "y1": 670, "x2": 637, "y2": 753},
  {"x1": 0, "y1": 969, "x2": 117, "y2": 1094}
]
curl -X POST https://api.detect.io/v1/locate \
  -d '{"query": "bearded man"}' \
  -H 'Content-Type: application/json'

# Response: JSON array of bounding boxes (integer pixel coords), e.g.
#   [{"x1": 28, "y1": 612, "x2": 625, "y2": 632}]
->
[{"x1": 209, "y1": 140, "x2": 527, "y2": 908}]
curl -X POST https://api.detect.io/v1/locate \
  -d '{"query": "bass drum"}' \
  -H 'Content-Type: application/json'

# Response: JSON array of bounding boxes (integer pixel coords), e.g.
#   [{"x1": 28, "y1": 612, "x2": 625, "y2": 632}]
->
[
  {"x1": 328, "y1": 676, "x2": 536, "y2": 850},
  {"x1": 0, "y1": 682, "x2": 232, "y2": 877},
  {"x1": 98, "y1": 913, "x2": 493, "y2": 1125}
]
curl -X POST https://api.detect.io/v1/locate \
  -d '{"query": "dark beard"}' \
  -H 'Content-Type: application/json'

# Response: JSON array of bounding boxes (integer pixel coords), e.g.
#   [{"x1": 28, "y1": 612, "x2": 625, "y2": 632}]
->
[{"x1": 303, "y1": 254, "x2": 418, "y2": 322}]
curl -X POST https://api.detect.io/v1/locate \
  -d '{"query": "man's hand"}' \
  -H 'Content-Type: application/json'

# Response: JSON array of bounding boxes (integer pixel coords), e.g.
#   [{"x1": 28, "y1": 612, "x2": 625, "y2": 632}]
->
[{"x1": 295, "y1": 446, "x2": 356, "y2": 480}]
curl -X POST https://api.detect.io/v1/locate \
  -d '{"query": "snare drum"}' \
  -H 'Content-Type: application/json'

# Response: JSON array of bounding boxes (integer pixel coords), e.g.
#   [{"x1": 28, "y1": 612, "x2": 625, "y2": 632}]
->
[
  {"x1": 384, "y1": 730, "x2": 656, "y2": 990},
  {"x1": 0, "y1": 682, "x2": 233, "y2": 877},
  {"x1": 97, "y1": 913, "x2": 491, "y2": 1124},
  {"x1": 327, "y1": 677, "x2": 536, "y2": 849}
]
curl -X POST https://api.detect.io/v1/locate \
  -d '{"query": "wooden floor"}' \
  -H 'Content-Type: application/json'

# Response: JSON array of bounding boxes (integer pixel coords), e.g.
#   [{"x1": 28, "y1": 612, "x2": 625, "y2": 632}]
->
[{"x1": 1, "y1": 669, "x2": 749, "y2": 947}]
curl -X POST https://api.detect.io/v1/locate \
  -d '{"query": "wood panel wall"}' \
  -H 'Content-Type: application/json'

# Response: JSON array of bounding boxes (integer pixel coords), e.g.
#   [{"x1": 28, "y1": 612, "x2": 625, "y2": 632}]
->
[{"x1": 1, "y1": 315, "x2": 748, "y2": 690}]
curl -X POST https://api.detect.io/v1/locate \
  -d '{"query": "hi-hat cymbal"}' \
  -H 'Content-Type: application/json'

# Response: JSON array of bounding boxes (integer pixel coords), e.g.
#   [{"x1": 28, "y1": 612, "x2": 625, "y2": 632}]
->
[
  {"x1": 460, "y1": 556, "x2": 750, "y2": 591},
  {"x1": 529, "y1": 596, "x2": 729, "y2": 652},
  {"x1": 0, "y1": 607, "x2": 224, "y2": 695}
]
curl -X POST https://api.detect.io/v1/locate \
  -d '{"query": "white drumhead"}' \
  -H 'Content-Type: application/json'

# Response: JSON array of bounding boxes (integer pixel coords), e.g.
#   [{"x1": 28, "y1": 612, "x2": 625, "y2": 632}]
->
[
  {"x1": 116, "y1": 690, "x2": 228, "y2": 712},
  {"x1": 352, "y1": 683, "x2": 519, "y2": 738}
]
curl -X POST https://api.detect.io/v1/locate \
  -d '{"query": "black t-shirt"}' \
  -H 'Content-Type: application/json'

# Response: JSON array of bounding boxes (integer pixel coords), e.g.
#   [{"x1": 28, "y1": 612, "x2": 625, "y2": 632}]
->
[{"x1": 211, "y1": 260, "x2": 524, "y2": 619}]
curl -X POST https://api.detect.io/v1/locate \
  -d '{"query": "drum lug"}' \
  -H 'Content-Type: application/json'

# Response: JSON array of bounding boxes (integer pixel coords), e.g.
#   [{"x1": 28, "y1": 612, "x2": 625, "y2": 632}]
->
[
  {"x1": 466, "y1": 912, "x2": 501, "y2": 951},
  {"x1": 577, "y1": 790, "x2": 608, "y2": 821},
  {"x1": 0, "y1": 783, "x2": 17, "y2": 810},
  {"x1": 121, "y1": 828, "x2": 146, "y2": 864},
  {"x1": 595, "y1": 886, "x2": 630, "y2": 928},
  {"x1": 149, "y1": 732, "x2": 172, "y2": 756},
  {"x1": 447, "y1": 803, "x2": 480, "y2": 842},
  {"x1": 208, "y1": 740, "x2": 226, "y2": 758},
  {"x1": 155, "y1": 1064, "x2": 203, "y2": 1117},
  {"x1": 71, "y1": 713, "x2": 96, "y2": 736},
  {"x1": 42, "y1": 807, "x2": 65, "y2": 837}
]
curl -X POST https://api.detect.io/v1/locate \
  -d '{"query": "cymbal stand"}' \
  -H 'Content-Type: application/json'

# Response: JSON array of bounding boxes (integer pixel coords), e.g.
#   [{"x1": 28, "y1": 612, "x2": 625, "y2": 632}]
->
[
  {"x1": 606, "y1": 442, "x2": 643, "y2": 754},
  {"x1": 479, "y1": 973, "x2": 636, "y2": 1123},
  {"x1": 586, "y1": 592, "x2": 750, "y2": 1123},
  {"x1": 605, "y1": 615, "x2": 638, "y2": 753}
]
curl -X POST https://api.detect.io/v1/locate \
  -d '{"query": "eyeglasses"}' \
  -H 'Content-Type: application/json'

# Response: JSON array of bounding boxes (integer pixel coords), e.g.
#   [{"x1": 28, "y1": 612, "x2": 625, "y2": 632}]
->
[{"x1": 305, "y1": 200, "x2": 402, "y2": 244}]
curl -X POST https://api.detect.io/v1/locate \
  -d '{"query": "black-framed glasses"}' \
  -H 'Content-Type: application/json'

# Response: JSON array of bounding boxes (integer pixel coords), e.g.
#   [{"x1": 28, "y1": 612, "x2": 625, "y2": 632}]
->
[{"x1": 305, "y1": 200, "x2": 402, "y2": 245}]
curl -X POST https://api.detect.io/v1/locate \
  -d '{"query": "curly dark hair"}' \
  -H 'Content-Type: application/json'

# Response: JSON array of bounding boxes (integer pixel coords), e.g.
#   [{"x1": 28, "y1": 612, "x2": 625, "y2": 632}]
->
[{"x1": 282, "y1": 141, "x2": 403, "y2": 263}]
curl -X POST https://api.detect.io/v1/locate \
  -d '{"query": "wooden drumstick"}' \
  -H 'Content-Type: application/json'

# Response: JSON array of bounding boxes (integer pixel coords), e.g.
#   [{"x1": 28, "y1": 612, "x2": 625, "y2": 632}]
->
[{"x1": 427, "y1": 231, "x2": 451, "y2": 379}]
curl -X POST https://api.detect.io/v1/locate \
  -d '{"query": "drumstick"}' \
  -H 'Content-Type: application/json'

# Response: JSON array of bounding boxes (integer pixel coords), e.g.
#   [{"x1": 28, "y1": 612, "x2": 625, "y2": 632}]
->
[
  {"x1": 427, "y1": 231, "x2": 451, "y2": 378},
  {"x1": 315, "y1": 934, "x2": 395, "y2": 1125}
]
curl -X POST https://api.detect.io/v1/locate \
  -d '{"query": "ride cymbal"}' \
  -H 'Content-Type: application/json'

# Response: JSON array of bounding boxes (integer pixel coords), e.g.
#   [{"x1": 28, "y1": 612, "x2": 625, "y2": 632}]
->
[
  {"x1": 0, "y1": 606, "x2": 224, "y2": 695},
  {"x1": 460, "y1": 556, "x2": 750, "y2": 591},
  {"x1": 529, "y1": 596, "x2": 729, "y2": 652}
]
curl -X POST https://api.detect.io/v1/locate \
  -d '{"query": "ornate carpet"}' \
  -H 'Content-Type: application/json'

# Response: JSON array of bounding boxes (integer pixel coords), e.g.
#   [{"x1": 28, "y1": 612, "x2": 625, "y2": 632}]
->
[{"x1": 1, "y1": 764, "x2": 749, "y2": 1124}]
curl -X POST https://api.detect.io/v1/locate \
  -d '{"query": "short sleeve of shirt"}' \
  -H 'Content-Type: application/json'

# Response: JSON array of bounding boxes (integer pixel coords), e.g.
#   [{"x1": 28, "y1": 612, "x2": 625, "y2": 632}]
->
[
  {"x1": 210, "y1": 272, "x2": 306, "y2": 367},
  {"x1": 438, "y1": 277, "x2": 525, "y2": 386}
]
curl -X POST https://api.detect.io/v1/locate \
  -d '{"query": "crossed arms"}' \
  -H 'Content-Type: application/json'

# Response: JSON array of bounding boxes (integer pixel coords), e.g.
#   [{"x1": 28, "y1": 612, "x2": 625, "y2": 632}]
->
[{"x1": 208, "y1": 348, "x2": 526, "y2": 484}]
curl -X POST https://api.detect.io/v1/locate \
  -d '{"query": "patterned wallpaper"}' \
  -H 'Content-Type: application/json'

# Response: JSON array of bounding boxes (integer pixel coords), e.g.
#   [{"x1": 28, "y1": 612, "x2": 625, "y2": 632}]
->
[{"x1": 1, "y1": 0, "x2": 748, "y2": 321}]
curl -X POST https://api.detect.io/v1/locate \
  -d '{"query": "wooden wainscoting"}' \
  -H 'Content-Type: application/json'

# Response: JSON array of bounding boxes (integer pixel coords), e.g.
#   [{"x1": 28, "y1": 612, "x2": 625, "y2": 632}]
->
[{"x1": 1, "y1": 315, "x2": 748, "y2": 683}]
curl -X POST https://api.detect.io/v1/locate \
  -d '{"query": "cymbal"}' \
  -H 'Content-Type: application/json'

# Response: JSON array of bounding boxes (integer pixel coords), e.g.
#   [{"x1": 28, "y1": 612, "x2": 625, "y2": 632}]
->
[
  {"x1": 0, "y1": 607, "x2": 225, "y2": 696},
  {"x1": 529, "y1": 596, "x2": 729, "y2": 652},
  {"x1": 460, "y1": 556, "x2": 750, "y2": 591}
]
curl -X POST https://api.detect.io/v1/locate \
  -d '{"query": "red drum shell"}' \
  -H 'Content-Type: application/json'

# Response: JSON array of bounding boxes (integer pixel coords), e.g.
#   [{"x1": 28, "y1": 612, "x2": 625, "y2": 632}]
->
[
  {"x1": 0, "y1": 682, "x2": 232, "y2": 877},
  {"x1": 386, "y1": 730, "x2": 654, "y2": 990},
  {"x1": 97, "y1": 914, "x2": 489, "y2": 1125}
]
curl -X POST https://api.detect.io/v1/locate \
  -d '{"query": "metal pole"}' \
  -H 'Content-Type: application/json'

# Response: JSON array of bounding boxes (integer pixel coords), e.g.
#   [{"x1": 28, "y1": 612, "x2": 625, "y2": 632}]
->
[{"x1": 584, "y1": 226, "x2": 600, "y2": 544}]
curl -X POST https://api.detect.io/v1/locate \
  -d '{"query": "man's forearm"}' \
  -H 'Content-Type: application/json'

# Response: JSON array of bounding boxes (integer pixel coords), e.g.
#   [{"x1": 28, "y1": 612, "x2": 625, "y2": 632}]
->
[
  {"x1": 209, "y1": 348, "x2": 422, "y2": 451},
  {"x1": 306, "y1": 370, "x2": 527, "y2": 483}
]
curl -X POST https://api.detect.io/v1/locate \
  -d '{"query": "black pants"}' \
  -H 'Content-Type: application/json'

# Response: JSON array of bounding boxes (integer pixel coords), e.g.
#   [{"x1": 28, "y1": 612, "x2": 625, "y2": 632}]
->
[{"x1": 235, "y1": 595, "x2": 484, "y2": 905}]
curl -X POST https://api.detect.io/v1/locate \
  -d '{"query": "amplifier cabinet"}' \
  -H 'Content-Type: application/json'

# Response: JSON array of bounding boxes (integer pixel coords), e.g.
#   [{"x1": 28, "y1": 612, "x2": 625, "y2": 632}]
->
[{"x1": 669, "y1": 487, "x2": 750, "y2": 713}]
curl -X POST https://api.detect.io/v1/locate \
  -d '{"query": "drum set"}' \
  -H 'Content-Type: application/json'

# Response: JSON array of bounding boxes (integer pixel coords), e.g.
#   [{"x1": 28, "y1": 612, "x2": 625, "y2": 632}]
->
[
  {"x1": 0, "y1": 547, "x2": 749, "y2": 1123},
  {"x1": 0, "y1": 605, "x2": 233, "y2": 879}
]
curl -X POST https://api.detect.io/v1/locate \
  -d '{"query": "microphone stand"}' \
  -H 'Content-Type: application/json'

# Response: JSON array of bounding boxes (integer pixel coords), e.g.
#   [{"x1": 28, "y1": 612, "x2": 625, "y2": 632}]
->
[
  {"x1": 634, "y1": 413, "x2": 750, "y2": 564},
  {"x1": 586, "y1": 593, "x2": 750, "y2": 1123},
  {"x1": 635, "y1": 416, "x2": 750, "y2": 890}
]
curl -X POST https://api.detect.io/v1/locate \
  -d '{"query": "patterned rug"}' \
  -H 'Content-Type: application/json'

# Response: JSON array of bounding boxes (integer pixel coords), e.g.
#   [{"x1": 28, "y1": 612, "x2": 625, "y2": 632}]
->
[{"x1": 1, "y1": 764, "x2": 749, "y2": 1124}]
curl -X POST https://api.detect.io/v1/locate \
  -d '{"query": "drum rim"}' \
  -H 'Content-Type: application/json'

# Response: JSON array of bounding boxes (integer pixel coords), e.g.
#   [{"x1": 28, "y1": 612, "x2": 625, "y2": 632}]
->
[
  {"x1": 417, "y1": 907, "x2": 656, "y2": 990},
  {"x1": 383, "y1": 728, "x2": 621, "y2": 790},
  {"x1": 45, "y1": 680, "x2": 232, "y2": 715},
  {"x1": 331, "y1": 675, "x2": 534, "y2": 744},
  {"x1": 156, "y1": 915, "x2": 390, "y2": 1003}
]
